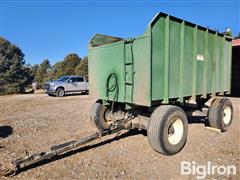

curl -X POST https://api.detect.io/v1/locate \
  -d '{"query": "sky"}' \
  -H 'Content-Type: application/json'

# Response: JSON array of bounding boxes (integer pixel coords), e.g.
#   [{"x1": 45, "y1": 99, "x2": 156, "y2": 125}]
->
[{"x1": 0, "y1": 0, "x2": 239, "y2": 65}]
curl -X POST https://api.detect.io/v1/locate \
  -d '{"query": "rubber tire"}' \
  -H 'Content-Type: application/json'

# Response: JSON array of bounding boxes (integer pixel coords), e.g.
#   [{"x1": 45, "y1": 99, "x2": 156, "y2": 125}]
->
[
  {"x1": 90, "y1": 101, "x2": 111, "y2": 130},
  {"x1": 208, "y1": 98, "x2": 233, "y2": 132},
  {"x1": 56, "y1": 88, "x2": 65, "y2": 97},
  {"x1": 147, "y1": 105, "x2": 188, "y2": 156}
]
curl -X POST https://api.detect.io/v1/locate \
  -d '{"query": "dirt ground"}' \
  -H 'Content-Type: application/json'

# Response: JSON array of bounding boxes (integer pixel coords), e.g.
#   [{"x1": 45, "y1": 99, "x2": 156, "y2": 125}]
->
[{"x1": 0, "y1": 94, "x2": 239, "y2": 179}]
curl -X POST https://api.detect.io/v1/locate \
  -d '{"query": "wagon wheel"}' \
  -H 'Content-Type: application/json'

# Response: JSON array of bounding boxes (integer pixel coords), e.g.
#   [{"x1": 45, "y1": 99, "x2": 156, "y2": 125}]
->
[{"x1": 147, "y1": 105, "x2": 188, "y2": 155}]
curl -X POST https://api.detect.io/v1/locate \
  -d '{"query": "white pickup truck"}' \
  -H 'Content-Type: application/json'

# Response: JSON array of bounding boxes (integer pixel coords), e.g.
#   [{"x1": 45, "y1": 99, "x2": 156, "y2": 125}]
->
[{"x1": 44, "y1": 76, "x2": 89, "y2": 97}]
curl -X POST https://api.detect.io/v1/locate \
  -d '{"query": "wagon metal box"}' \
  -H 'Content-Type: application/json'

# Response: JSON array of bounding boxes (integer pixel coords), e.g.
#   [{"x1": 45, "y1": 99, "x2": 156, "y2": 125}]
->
[{"x1": 88, "y1": 12, "x2": 232, "y2": 107}]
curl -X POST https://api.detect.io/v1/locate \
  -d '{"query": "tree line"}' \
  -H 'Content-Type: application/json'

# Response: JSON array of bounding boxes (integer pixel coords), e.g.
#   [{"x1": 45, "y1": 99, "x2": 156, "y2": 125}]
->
[
  {"x1": 34, "y1": 54, "x2": 88, "y2": 84},
  {"x1": 0, "y1": 37, "x2": 88, "y2": 95}
]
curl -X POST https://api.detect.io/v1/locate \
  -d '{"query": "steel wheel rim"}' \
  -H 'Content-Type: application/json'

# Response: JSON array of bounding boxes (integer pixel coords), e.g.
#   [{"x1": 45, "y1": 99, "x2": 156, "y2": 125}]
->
[
  {"x1": 223, "y1": 106, "x2": 231, "y2": 125},
  {"x1": 59, "y1": 90, "x2": 64, "y2": 96},
  {"x1": 168, "y1": 118, "x2": 184, "y2": 145},
  {"x1": 104, "y1": 109, "x2": 112, "y2": 124}
]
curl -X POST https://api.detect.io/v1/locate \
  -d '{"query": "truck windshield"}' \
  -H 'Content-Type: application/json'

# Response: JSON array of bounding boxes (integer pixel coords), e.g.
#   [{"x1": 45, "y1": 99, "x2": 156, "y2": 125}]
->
[{"x1": 57, "y1": 76, "x2": 70, "y2": 82}]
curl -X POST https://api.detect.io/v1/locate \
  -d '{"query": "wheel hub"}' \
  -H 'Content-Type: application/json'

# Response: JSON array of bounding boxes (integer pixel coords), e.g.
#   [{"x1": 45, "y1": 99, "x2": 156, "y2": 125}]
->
[
  {"x1": 168, "y1": 118, "x2": 184, "y2": 145},
  {"x1": 168, "y1": 126, "x2": 175, "y2": 135},
  {"x1": 104, "y1": 109, "x2": 112, "y2": 124},
  {"x1": 223, "y1": 106, "x2": 231, "y2": 125}
]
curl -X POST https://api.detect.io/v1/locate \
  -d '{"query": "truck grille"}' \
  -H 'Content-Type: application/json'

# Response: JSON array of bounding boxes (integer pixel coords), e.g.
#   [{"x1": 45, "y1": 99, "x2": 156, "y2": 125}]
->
[{"x1": 44, "y1": 84, "x2": 51, "y2": 90}]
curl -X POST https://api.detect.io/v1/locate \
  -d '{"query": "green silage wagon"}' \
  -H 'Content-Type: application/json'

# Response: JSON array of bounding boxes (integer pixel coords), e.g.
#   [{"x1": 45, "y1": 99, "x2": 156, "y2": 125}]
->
[{"x1": 88, "y1": 12, "x2": 233, "y2": 155}]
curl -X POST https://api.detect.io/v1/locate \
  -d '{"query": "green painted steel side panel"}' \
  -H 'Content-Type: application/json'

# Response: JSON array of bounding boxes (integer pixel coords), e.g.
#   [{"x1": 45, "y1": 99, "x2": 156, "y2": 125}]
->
[
  {"x1": 196, "y1": 30, "x2": 204, "y2": 95},
  {"x1": 89, "y1": 12, "x2": 232, "y2": 107},
  {"x1": 151, "y1": 17, "x2": 165, "y2": 100},
  {"x1": 182, "y1": 26, "x2": 194, "y2": 96},
  {"x1": 132, "y1": 36, "x2": 151, "y2": 106},
  {"x1": 169, "y1": 20, "x2": 181, "y2": 98},
  {"x1": 150, "y1": 13, "x2": 232, "y2": 104},
  {"x1": 207, "y1": 34, "x2": 214, "y2": 93}
]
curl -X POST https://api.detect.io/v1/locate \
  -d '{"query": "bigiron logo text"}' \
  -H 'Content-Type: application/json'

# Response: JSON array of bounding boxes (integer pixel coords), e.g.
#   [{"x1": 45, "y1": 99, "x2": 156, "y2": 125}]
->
[{"x1": 181, "y1": 161, "x2": 236, "y2": 179}]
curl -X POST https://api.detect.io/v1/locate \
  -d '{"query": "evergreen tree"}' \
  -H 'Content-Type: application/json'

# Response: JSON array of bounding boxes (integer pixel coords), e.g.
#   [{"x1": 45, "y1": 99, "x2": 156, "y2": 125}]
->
[
  {"x1": 35, "y1": 59, "x2": 50, "y2": 83},
  {"x1": 75, "y1": 57, "x2": 88, "y2": 80},
  {"x1": 0, "y1": 37, "x2": 33, "y2": 95},
  {"x1": 52, "y1": 53, "x2": 81, "y2": 79}
]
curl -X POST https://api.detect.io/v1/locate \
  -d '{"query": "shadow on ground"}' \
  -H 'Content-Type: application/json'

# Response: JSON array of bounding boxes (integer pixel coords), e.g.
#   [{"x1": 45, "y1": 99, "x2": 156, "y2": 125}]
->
[
  {"x1": 47, "y1": 93, "x2": 89, "y2": 97},
  {"x1": 0, "y1": 126, "x2": 13, "y2": 138},
  {"x1": 64, "y1": 92, "x2": 89, "y2": 97},
  {"x1": 183, "y1": 103, "x2": 209, "y2": 126},
  {"x1": 10, "y1": 129, "x2": 146, "y2": 176}
]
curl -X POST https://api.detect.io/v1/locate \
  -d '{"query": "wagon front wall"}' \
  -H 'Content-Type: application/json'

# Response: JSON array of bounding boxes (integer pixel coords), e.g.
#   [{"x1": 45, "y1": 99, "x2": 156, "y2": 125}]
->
[
  {"x1": 89, "y1": 36, "x2": 152, "y2": 106},
  {"x1": 88, "y1": 42, "x2": 126, "y2": 103}
]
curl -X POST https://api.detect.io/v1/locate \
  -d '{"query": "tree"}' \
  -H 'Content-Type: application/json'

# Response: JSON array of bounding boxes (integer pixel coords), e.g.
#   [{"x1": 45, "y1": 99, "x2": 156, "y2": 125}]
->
[
  {"x1": 48, "y1": 61, "x2": 61, "y2": 80},
  {"x1": 29, "y1": 64, "x2": 39, "y2": 77},
  {"x1": 0, "y1": 37, "x2": 33, "y2": 95},
  {"x1": 52, "y1": 53, "x2": 81, "y2": 79},
  {"x1": 61, "y1": 53, "x2": 81, "y2": 76},
  {"x1": 75, "y1": 57, "x2": 88, "y2": 80},
  {"x1": 34, "y1": 59, "x2": 51, "y2": 84}
]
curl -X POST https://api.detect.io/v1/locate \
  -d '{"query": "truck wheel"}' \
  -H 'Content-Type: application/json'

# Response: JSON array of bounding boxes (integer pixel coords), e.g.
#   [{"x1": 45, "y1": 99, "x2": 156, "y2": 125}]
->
[
  {"x1": 208, "y1": 98, "x2": 233, "y2": 132},
  {"x1": 56, "y1": 88, "x2": 65, "y2": 97},
  {"x1": 90, "y1": 101, "x2": 112, "y2": 130},
  {"x1": 147, "y1": 105, "x2": 188, "y2": 155}
]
